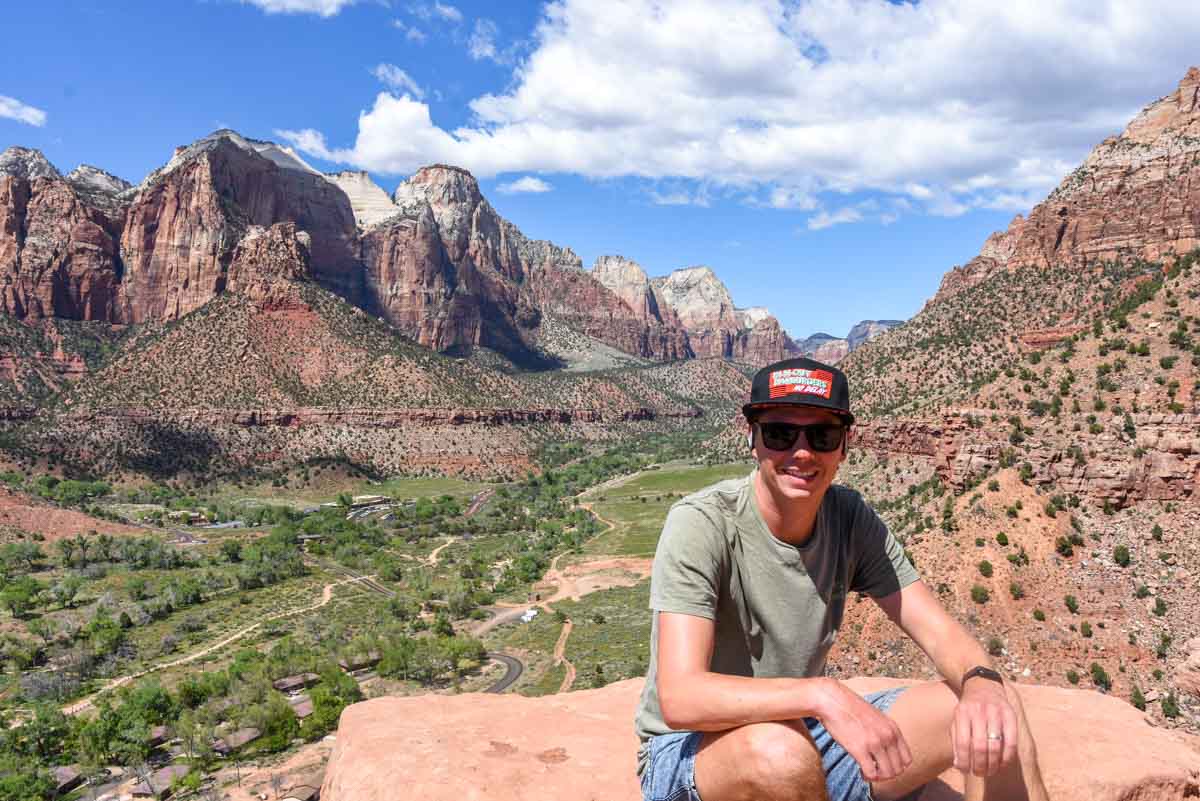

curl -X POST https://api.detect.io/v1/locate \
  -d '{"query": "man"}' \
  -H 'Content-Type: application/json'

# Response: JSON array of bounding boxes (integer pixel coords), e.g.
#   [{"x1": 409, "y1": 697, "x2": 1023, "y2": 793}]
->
[{"x1": 634, "y1": 357, "x2": 1048, "y2": 801}]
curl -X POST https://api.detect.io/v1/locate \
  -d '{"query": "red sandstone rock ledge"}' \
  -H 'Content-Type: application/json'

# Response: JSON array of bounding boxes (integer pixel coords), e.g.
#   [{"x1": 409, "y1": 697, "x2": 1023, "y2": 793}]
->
[
  {"x1": 62, "y1": 406, "x2": 703, "y2": 427},
  {"x1": 321, "y1": 678, "x2": 1199, "y2": 801}
]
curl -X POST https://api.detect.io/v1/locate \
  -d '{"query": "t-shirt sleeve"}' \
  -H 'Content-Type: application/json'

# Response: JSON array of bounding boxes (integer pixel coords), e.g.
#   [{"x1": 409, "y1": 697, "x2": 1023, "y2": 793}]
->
[
  {"x1": 649, "y1": 502, "x2": 725, "y2": 620},
  {"x1": 846, "y1": 491, "x2": 920, "y2": 598}
]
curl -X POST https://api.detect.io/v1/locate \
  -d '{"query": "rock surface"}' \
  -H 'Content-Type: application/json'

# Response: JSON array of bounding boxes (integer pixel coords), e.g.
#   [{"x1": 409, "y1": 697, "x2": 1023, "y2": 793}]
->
[
  {"x1": 0, "y1": 153, "x2": 124, "y2": 321},
  {"x1": 324, "y1": 170, "x2": 399, "y2": 229},
  {"x1": 321, "y1": 678, "x2": 1200, "y2": 801},
  {"x1": 936, "y1": 67, "x2": 1200, "y2": 302}
]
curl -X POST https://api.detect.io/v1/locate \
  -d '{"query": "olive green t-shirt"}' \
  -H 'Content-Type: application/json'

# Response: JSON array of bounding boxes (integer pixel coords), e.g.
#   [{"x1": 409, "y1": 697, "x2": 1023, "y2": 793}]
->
[{"x1": 633, "y1": 471, "x2": 919, "y2": 757}]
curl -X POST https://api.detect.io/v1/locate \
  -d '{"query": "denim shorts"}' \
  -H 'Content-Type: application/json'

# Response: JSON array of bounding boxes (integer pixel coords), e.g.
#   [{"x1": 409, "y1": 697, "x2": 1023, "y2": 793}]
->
[{"x1": 639, "y1": 686, "x2": 912, "y2": 801}]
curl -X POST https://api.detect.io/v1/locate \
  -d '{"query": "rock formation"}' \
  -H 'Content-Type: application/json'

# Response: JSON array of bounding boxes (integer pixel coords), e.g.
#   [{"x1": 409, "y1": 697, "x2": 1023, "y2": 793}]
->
[
  {"x1": 0, "y1": 151, "x2": 124, "y2": 321},
  {"x1": 651, "y1": 265, "x2": 798, "y2": 362},
  {"x1": 0, "y1": 131, "x2": 880, "y2": 368},
  {"x1": 321, "y1": 678, "x2": 1200, "y2": 801},
  {"x1": 936, "y1": 67, "x2": 1200, "y2": 302},
  {"x1": 324, "y1": 170, "x2": 400, "y2": 229},
  {"x1": 119, "y1": 130, "x2": 362, "y2": 321}
]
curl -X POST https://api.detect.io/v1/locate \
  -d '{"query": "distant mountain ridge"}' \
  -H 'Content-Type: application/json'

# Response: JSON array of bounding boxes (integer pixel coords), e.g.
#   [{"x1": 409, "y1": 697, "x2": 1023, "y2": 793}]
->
[{"x1": 0, "y1": 132, "x2": 897, "y2": 369}]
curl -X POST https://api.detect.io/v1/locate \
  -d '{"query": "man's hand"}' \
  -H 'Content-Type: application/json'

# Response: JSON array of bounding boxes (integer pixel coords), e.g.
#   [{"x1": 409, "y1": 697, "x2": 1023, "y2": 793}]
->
[
  {"x1": 815, "y1": 679, "x2": 913, "y2": 783},
  {"x1": 952, "y1": 678, "x2": 1019, "y2": 777}
]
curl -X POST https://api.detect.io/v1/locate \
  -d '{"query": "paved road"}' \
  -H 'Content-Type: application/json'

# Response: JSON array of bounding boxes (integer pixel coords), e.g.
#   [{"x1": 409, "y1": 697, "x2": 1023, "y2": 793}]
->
[{"x1": 484, "y1": 652, "x2": 524, "y2": 693}]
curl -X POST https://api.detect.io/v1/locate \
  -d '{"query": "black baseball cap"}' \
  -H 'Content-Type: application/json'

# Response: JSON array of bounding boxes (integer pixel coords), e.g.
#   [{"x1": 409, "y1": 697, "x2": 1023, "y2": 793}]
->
[{"x1": 742, "y1": 356, "x2": 855, "y2": 426}]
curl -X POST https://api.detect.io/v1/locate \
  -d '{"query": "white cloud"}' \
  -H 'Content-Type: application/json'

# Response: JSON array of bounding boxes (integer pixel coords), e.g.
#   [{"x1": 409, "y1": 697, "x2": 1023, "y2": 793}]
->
[
  {"x1": 496, "y1": 175, "x2": 553, "y2": 193},
  {"x1": 410, "y1": 2, "x2": 462, "y2": 23},
  {"x1": 0, "y1": 95, "x2": 47, "y2": 127},
  {"x1": 284, "y1": 0, "x2": 1200, "y2": 222},
  {"x1": 468, "y1": 18, "x2": 501, "y2": 61},
  {"x1": 392, "y1": 19, "x2": 428, "y2": 42},
  {"x1": 807, "y1": 207, "x2": 863, "y2": 231},
  {"x1": 371, "y1": 63, "x2": 425, "y2": 99},
  {"x1": 241, "y1": 0, "x2": 355, "y2": 16}
]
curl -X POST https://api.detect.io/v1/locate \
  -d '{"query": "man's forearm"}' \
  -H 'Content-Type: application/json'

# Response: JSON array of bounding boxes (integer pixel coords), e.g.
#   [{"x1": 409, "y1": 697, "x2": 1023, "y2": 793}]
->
[
  {"x1": 922, "y1": 616, "x2": 995, "y2": 693},
  {"x1": 658, "y1": 671, "x2": 836, "y2": 731}
]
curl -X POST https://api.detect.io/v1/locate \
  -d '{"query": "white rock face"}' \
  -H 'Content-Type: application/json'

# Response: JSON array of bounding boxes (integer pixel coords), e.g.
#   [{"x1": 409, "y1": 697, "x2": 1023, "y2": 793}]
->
[
  {"x1": 325, "y1": 170, "x2": 400, "y2": 229},
  {"x1": 0, "y1": 146, "x2": 61, "y2": 180},
  {"x1": 738, "y1": 306, "x2": 772, "y2": 329},
  {"x1": 652, "y1": 266, "x2": 736, "y2": 328},
  {"x1": 143, "y1": 129, "x2": 321, "y2": 187},
  {"x1": 67, "y1": 164, "x2": 132, "y2": 196},
  {"x1": 591, "y1": 255, "x2": 652, "y2": 311}
]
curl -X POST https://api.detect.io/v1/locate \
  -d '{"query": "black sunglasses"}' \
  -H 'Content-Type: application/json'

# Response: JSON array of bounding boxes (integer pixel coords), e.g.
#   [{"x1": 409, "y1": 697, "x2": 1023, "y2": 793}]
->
[{"x1": 756, "y1": 421, "x2": 846, "y2": 453}]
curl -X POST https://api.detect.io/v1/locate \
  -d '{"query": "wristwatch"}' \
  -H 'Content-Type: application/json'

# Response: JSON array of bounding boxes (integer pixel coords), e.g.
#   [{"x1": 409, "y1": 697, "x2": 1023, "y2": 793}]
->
[{"x1": 962, "y1": 665, "x2": 1004, "y2": 686}]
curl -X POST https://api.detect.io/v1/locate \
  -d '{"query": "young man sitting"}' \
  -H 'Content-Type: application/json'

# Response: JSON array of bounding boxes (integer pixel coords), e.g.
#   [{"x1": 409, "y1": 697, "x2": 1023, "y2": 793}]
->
[{"x1": 635, "y1": 357, "x2": 1049, "y2": 801}]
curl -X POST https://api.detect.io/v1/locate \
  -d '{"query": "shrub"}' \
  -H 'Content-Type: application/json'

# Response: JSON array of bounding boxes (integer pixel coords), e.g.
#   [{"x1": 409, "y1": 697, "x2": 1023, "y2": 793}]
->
[
  {"x1": 1153, "y1": 598, "x2": 1167, "y2": 616},
  {"x1": 971, "y1": 585, "x2": 990, "y2": 604},
  {"x1": 987, "y1": 637, "x2": 1004, "y2": 656},
  {"x1": 1080, "y1": 621, "x2": 1093, "y2": 638},
  {"x1": 1066, "y1": 669, "x2": 1080, "y2": 685},
  {"x1": 1055, "y1": 537, "x2": 1075, "y2": 557},
  {"x1": 987, "y1": 480, "x2": 1000, "y2": 492},
  {"x1": 1113, "y1": 544, "x2": 1131, "y2": 567},
  {"x1": 1090, "y1": 662, "x2": 1112, "y2": 691},
  {"x1": 1162, "y1": 692, "x2": 1180, "y2": 718},
  {"x1": 1151, "y1": 524, "x2": 1163, "y2": 541},
  {"x1": 1032, "y1": 609, "x2": 1045, "y2": 622},
  {"x1": 1009, "y1": 582, "x2": 1025, "y2": 600},
  {"x1": 996, "y1": 532, "x2": 1009, "y2": 546},
  {"x1": 1064, "y1": 594, "x2": 1079, "y2": 613},
  {"x1": 978, "y1": 561, "x2": 993, "y2": 578},
  {"x1": 1135, "y1": 585, "x2": 1150, "y2": 599}
]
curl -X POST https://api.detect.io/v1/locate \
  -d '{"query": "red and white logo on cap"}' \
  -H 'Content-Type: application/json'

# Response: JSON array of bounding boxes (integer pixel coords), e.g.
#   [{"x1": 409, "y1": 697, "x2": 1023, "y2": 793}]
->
[{"x1": 769, "y1": 368, "x2": 833, "y2": 399}]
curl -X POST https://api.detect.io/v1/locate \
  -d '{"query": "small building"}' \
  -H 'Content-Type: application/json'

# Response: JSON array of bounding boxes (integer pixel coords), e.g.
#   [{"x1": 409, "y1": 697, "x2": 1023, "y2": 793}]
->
[
  {"x1": 52, "y1": 765, "x2": 84, "y2": 796},
  {"x1": 520, "y1": 608, "x2": 538, "y2": 623},
  {"x1": 272, "y1": 672, "x2": 320, "y2": 694},
  {"x1": 289, "y1": 695, "x2": 314, "y2": 719},
  {"x1": 213, "y1": 726, "x2": 262, "y2": 756},
  {"x1": 131, "y1": 764, "x2": 191, "y2": 799},
  {"x1": 165, "y1": 510, "x2": 209, "y2": 525},
  {"x1": 337, "y1": 651, "x2": 381, "y2": 672},
  {"x1": 351, "y1": 494, "x2": 388, "y2": 507}
]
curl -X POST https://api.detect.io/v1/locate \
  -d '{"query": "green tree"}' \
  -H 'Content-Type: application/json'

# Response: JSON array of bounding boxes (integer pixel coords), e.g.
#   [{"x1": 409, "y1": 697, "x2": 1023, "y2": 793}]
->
[{"x1": 0, "y1": 575, "x2": 42, "y2": 618}]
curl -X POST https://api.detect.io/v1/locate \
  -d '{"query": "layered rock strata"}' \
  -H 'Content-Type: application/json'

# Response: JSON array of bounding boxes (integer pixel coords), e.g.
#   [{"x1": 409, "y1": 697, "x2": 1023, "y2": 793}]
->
[
  {"x1": 937, "y1": 67, "x2": 1200, "y2": 302},
  {"x1": 853, "y1": 412, "x2": 1199, "y2": 507}
]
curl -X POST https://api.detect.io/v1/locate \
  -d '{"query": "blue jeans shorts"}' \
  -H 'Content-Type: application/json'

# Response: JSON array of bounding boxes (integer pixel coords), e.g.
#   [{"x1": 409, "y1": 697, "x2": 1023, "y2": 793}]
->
[{"x1": 640, "y1": 686, "x2": 913, "y2": 801}]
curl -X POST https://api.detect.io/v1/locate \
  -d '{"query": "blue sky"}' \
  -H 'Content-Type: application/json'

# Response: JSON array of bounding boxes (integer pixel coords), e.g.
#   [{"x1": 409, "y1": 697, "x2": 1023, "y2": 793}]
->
[{"x1": 4, "y1": 1, "x2": 1199, "y2": 338}]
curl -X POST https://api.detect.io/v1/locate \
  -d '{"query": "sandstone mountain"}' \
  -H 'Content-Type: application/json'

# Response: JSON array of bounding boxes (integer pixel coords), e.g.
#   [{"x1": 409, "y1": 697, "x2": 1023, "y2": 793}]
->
[
  {"x1": 1, "y1": 133, "x2": 832, "y2": 371},
  {"x1": 794, "y1": 319, "x2": 904, "y2": 364}
]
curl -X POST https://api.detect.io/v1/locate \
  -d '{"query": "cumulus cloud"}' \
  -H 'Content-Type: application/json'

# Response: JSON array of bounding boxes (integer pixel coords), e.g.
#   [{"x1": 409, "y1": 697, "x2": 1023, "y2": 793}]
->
[
  {"x1": 496, "y1": 175, "x2": 553, "y2": 193},
  {"x1": 282, "y1": 0, "x2": 1200, "y2": 222},
  {"x1": 0, "y1": 95, "x2": 47, "y2": 127},
  {"x1": 240, "y1": 0, "x2": 355, "y2": 16},
  {"x1": 371, "y1": 63, "x2": 425, "y2": 98}
]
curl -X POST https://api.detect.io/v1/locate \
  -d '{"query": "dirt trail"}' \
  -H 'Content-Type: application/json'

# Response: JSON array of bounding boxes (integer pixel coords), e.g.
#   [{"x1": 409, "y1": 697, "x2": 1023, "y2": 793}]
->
[
  {"x1": 63, "y1": 575, "x2": 368, "y2": 716},
  {"x1": 425, "y1": 537, "x2": 458, "y2": 566},
  {"x1": 553, "y1": 619, "x2": 577, "y2": 692}
]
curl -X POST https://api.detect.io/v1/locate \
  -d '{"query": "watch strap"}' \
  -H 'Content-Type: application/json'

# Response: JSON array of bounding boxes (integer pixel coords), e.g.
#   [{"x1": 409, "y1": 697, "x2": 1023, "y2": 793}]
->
[{"x1": 962, "y1": 665, "x2": 1004, "y2": 686}]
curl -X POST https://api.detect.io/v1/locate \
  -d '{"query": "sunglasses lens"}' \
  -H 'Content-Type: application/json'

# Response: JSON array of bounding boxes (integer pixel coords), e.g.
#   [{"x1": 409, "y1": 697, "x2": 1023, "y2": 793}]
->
[{"x1": 758, "y1": 422, "x2": 844, "y2": 452}]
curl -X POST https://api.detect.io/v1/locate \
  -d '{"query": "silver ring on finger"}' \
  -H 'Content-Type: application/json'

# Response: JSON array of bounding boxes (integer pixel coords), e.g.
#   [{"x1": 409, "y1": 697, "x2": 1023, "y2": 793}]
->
[{"x1": 987, "y1": 732, "x2": 1002, "y2": 741}]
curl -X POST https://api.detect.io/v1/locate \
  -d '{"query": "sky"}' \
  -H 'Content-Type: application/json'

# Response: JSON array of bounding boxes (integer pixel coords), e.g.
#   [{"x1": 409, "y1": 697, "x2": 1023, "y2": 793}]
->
[{"x1": 3, "y1": 0, "x2": 1199, "y2": 339}]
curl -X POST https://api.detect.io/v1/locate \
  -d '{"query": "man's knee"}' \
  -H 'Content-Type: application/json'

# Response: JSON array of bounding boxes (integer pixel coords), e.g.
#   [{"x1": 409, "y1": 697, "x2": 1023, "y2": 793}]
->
[{"x1": 703, "y1": 721, "x2": 829, "y2": 801}]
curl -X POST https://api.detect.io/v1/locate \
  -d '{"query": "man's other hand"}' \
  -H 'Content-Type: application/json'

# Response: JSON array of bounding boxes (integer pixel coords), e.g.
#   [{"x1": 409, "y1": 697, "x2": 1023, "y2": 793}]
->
[
  {"x1": 952, "y1": 679, "x2": 1019, "y2": 777},
  {"x1": 815, "y1": 679, "x2": 913, "y2": 783}
]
